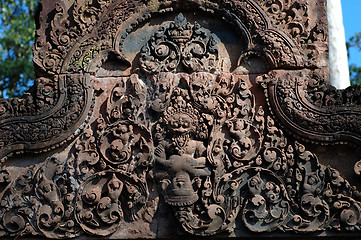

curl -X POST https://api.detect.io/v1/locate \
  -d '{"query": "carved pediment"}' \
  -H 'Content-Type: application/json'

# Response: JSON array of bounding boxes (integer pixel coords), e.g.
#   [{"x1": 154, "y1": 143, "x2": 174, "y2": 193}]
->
[{"x1": 1, "y1": 0, "x2": 361, "y2": 239}]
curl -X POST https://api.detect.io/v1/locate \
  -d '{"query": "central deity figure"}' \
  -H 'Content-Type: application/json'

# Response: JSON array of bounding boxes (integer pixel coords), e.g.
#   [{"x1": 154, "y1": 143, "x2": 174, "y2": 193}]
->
[{"x1": 154, "y1": 95, "x2": 211, "y2": 206}]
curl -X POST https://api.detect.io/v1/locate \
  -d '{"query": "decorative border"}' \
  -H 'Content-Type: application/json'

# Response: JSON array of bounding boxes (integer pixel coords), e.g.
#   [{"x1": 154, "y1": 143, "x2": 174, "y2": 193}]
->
[
  {"x1": 261, "y1": 69, "x2": 361, "y2": 145},
  {"x1": 0, "y1": 74, "x2": 93, "y2": 162}
]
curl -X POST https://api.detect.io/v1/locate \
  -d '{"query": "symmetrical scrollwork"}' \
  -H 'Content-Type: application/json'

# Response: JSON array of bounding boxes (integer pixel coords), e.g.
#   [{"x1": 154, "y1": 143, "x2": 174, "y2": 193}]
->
[
  {"x1": 1, "y1": 0, "x2": 361, "y2": 239},
  {"x1": 140, "y1": 14, "x2": 219, "y2": 74},
  {"x1": 149, "y1": 72, "x2": 261, "y2": 235}
]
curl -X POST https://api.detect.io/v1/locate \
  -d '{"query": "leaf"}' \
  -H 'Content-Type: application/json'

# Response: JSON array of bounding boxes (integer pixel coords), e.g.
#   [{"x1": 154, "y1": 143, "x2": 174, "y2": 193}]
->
[{"x1": 0, "y1": 0, "x2": 38, "y2": 98}]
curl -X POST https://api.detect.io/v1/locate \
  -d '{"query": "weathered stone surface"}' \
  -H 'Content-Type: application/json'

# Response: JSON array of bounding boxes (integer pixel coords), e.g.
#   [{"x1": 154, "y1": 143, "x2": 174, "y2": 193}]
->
[{"x1": 1, "y1": 0, "x2": 361, "y2": 239}]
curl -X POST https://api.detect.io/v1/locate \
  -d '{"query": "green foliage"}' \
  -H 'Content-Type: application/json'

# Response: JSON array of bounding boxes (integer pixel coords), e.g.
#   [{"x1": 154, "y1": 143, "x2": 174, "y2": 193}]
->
[
  {"x1": 348, "y1": 32, "x2": 361, "y2": 50},
  {"x1": 347, "y1": 32, "x2": 361, "y2": 85},
  {"x1": 0, "y1": 0, "x2": 37, "y2": 98},
  {"x1": 349, "y1": 64, "x2": 361, "y2": 85}
]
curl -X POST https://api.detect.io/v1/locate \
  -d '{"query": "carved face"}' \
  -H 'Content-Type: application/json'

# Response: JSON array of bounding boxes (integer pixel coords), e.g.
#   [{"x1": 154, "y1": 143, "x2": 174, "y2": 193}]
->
[
  {"x1": 119, "y1": 125, "x2": 128, "y2": 133},
  {"x1": 168, "y1": 113, "x2": 193, "y2": 134},
  {"x1": 165, "y1": 172, "x2": 198, "y2": 206},
  {"x1": 235, "y1": 119, "x2": 245, "y2": 130}
]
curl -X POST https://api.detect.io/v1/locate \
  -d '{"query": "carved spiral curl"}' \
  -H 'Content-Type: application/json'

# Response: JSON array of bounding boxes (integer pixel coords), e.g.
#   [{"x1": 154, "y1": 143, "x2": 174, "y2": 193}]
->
[
  {"x1": 3, "y1": 210, "x2": 27, "y2": 234},
  {"x1": 75, "y1": 171, "x2": 147, "y2": 236}
]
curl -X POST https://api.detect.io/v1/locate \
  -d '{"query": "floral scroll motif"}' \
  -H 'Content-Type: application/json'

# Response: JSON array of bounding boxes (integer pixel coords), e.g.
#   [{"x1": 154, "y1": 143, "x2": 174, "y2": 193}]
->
[
  {"x1": 75, "y1": 171, "x2": 148, "y2": 236},
  {"x1": 146, "y1": 71, "x2": 361, "y2": 236},
  {"x1": 1, "y1": 0, "x2": 361, "y2": 238},
  {"x1": 140, "y1": 14, "x2": 219, "y2": 74},
  {"x1": 2, "y1": 71, "x2": 361, "y2": 238}
]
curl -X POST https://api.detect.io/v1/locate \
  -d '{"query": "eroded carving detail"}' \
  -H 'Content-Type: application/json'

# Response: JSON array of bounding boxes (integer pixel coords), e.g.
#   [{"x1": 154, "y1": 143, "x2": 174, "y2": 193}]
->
[
  {"x1": 0, "y1": 74, "x2": 92, "y2": 159},
  {"x1": 75, "y1": 171, "x2": 147, "y2": 236},
  {"x1": 1, "y1": 0, "x2": 361, "y2": 239},
  {"x1": 257, "y1": 0, "x2": 328, "y2": 68},
  {"x1": 140, "y1": 14, "x2": 219, "y2": 74},
  {"x1": 260, "y1": 69, "x2": 361, "y2": 144}
]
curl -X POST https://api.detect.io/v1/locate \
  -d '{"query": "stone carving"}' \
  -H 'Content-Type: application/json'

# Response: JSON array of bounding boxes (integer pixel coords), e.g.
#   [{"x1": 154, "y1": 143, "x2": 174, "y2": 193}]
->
[
  {"x1": 140, "y1": 14, "x2": 219, "y2": 74},
  {"x1": 75, "y1": 171, "x2": 148, "y2": 236},
  {"x1": 0, "y1": 74, "x2": 92, "y2": 159},
  {"x1": 257, "y1": 0, "x2": 328, "y2": 68},
  {"x1": 260, "y1": 69, "x2": 361, "y2": 144},
  {"x1": 1, "y1": 0, "x2": 361, "y2": 239}
]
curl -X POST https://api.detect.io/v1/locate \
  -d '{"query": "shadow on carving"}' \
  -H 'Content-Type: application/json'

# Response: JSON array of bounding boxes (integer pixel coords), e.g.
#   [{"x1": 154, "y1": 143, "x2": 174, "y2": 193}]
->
[{"x1": 1, "y1": 0, "x2": 361, "y2": 239}]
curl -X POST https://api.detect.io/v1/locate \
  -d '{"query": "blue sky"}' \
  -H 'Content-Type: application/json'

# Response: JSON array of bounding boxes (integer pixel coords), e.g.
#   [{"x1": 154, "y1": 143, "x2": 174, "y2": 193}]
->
[{"x1": 342, "y1": 0, "x2": 361, "y2": 66}]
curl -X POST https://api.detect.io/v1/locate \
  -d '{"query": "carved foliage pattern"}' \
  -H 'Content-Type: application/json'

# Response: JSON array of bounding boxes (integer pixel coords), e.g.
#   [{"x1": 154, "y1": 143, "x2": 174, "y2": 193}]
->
[
  {"x1": 0, "y1": 74, "x2": 92, "y2": 158},
  {"x1": 260, "y1": 69, "x2": 361, "y2": 144},
  {"x1": 75, "y1": 171, "x2": 148, "y2": 236},
  {"x1": 217, "y1": 0, "x2": 303, "y2": 68},
  {"x1": 0, "y1": 73, "x2": 152, "y2": 237},
  {"x1": 146, "y1": 72, "x2": 361, "y2": 235},
  {"x1": 1, "y1": 70, "x2": 361, "y2": 237},
  {"x1": 1, "y1": 0, "x2": 361, "y2": 239},
  {"x1": 140, "y1": 14, "x2": 219, "y2": 74},
  {"x1": 259, "y1": 0, "x2": 327, "y2": 44},
  {"x1": 257, "y1": 0, "x2": 327, "y2": 68},
  {"x1": 32, "y1": 0, "x2": 305, "y2": 76},
  {"x1": 34, "y1": 0, "x2": 113, "y2": 74},
  {"x1": 12, "y1": 0, "x2": 307, "y2": 166}
]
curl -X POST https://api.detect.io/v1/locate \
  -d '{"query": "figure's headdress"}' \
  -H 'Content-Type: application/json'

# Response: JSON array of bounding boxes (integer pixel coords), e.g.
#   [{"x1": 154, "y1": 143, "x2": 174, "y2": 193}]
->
[{"x1": 163, "y1": 96, "x2": 200, "y2": 133}]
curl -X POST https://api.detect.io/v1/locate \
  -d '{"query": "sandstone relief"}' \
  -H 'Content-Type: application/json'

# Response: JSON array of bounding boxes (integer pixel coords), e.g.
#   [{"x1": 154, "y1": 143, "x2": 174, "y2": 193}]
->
[{"x1": 1, "y1": 0, "x2": 361, "y2": 239}]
